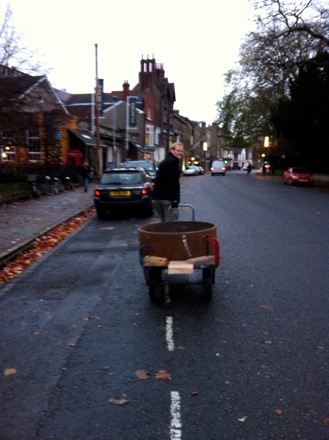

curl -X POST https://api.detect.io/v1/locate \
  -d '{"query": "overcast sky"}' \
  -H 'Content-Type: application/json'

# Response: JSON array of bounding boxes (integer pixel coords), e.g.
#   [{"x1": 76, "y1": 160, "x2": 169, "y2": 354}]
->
[{"x1": 3, "y1": 0, "x2": 255, "y2": 125}]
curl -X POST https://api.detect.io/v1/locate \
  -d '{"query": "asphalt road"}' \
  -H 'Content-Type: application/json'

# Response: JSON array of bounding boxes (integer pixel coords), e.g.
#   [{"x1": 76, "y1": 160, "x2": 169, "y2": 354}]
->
[{"x1": 0, "y1": 171, "x2": 329, "y2": 440}]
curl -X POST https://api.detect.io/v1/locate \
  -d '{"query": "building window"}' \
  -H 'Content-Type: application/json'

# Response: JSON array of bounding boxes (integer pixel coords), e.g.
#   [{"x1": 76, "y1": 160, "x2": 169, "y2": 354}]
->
[
  {"x1": 145, "y1": 125, "x2": 154, "y2": 147},
  {"x1": 155, "y1": 127, "x2": 160, "y2": 145},
  {"x1": 1, "y1": 131, "x2": 16, "y2": 161},
  {"x1": 27, "y1": 131, "x2": 41, "y2": 161}
]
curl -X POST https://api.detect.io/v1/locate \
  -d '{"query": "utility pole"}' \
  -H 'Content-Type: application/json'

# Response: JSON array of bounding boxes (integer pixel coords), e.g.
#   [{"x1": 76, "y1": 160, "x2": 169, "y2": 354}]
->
[{"x1": 95, "y1": 43, "x2": 101, "y2": 177}]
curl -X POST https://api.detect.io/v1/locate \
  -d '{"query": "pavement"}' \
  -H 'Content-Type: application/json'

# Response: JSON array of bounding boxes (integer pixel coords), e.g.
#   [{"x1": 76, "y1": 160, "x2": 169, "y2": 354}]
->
[{"x1": 0, "y1": 184, "x2": 95, "y2": 266}]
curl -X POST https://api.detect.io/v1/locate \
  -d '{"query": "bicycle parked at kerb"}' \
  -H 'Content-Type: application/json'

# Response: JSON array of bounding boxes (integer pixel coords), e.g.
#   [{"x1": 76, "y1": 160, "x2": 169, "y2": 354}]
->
[
  {"x1": 41, "y1": 175, "x2": 63, "y2": 195},
  {"x1": 63, "y1": 176, "x2": 74, "y2": 191}
]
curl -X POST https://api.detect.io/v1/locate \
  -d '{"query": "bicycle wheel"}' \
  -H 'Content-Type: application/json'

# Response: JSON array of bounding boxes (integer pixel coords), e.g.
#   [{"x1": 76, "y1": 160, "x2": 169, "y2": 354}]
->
[{"x1": 43, "y1": 182, "x2": 53, "y2": 195}]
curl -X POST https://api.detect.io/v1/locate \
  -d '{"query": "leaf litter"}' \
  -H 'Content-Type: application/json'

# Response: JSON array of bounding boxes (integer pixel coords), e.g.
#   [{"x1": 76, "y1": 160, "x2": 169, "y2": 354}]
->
[{"x1": 0, "y1": 208, "x2": 95, "y2": 285}]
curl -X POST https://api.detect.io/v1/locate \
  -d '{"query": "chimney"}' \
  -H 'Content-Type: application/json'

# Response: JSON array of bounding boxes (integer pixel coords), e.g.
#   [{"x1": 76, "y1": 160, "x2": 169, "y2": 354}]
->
[{"x1": 122, "y1": 81, "x2": 130, "y2": 102}]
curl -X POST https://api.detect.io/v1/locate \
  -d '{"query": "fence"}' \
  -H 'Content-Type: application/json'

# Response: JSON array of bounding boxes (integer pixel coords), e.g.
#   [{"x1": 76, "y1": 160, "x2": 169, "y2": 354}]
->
[{"x1": 0, "y1": 182, "x2": 30, "y2": 202}]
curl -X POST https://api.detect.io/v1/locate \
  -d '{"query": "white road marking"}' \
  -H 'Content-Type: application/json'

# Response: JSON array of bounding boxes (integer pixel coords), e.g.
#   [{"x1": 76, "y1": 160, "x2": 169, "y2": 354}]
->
[
  {"x1": 167, "y1": 319, "x2": 181, "y2": 438},
  {"x1": 170, "y1": 391, "x2": 182, "y2": 439},
  {"x1": 166, "y1": 316, "x2": 174, "y2": 351}
]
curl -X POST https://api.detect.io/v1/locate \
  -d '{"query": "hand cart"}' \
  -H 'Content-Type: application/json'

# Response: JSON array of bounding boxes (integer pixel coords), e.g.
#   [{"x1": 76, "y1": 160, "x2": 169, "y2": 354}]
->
[{"x1": 138, "y1": 205, "x2": 220, "y2": 302}]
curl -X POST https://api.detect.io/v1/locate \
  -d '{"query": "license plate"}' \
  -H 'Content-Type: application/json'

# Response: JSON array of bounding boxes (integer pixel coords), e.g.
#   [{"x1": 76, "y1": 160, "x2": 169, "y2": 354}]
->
[
  {"x1": 110, "y1": 190, "x2": 131, "y2": 196},
  {"x1": 300, "y1": 179, "x2": 307, "y2": 182}
]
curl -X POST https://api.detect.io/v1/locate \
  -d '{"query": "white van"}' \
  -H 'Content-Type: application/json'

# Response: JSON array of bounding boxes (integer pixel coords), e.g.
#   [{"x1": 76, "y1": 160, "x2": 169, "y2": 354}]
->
[{"x1": 210, "y1": 160, "x2": 226, "y2": 176}]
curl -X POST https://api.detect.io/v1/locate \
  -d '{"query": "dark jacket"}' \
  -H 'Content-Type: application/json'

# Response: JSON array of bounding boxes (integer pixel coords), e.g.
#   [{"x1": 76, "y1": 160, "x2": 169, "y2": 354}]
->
[
  {"x1": 152, "y1": 152, "x2": 181, "y2": 202},
  {"x1": 81, "y1": 166, "x2": 91, "y2": 179}
]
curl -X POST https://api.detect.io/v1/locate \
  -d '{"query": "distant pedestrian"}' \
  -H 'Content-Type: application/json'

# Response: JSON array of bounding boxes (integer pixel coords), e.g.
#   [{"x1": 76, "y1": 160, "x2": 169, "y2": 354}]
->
[
  {"x1": 152, "y1": 142, "x2": 184, "y2": 222},
  {"x1": 81, "y1": 161, "x2": 91, "y2": 192}
]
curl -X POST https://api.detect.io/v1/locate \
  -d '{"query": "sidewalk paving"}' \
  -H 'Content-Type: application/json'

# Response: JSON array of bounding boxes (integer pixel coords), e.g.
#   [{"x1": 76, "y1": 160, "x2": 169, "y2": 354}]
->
[{"x1": 0, "y1": 185, "x2": 95, "y2": 265}]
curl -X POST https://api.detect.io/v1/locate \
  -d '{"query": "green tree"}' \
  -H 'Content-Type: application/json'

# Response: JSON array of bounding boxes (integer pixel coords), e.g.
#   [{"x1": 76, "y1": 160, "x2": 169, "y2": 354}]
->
[
  {"x1": 271, "y1": 50, "x2": 329, "y2": 171},
  {"x1": 216, "y1": 0, "x2": 329, "y2": 170}
]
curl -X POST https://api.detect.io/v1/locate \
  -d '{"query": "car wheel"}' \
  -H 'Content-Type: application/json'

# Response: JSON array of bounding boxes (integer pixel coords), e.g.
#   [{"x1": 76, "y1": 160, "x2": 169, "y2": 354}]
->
[
  {"x1": 96, "y1": 207, "x2": 107, "y2": 219},
  {"x1": 202, "y1": 268, "x2": 213, "y2": 302},
  {"x1": 148, "y1": 268, "x2": 163, "y2": 303},
  {"x1": 287, "y1": 179, "x2": 292, "y2": 185},
  {"x1": 145, "y1": 201, "x2": 154, "y2": 217}
]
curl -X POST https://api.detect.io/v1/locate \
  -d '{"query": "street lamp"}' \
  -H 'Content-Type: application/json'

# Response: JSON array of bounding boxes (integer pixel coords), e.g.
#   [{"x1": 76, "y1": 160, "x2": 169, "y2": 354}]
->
[
  {"x1": 203, "y1": 142, "x2": 208, "y2": 173},
  {"x1": 263, "y1": 137, "x2": 269, "y2": 174}
]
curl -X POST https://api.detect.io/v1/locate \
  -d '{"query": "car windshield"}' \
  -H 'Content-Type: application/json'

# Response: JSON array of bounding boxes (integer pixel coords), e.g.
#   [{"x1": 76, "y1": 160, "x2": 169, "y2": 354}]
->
[
  {"x1": 101, "y1": 172, "x2": 143, "y2": 185},
  {"x1": 124, "y1": 161, "x2": 155, "y2": 172},
  {"x1": 292, "y1": 168, "x2": 310, "y2": 174},
  {"x1": 142, "y1": 164, "x2": 154, "y2": 172}
]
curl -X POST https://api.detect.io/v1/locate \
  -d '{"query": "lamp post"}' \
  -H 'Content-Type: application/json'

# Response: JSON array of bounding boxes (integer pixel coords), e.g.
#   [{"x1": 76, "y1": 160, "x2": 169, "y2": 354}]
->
[
  {"x1": 94, "y1": 43, "x2": 101, "y2": 177},
  {"x1": 261, "y1": 153, "x2": 266, "y2": 174},
  {"x1": 263, "y1": 136, "x2": 269, "y2": 174},
  {"x1": 203, "y1": 142, "x2": 208, "y2": 173}
]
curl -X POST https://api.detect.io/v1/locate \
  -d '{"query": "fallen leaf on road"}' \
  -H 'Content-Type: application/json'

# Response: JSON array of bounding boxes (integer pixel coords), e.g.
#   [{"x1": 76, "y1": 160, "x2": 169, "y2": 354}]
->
[
  {"x1": 135, "y1": 370, "x2": 150, "y2": 379},
  {"x1": 260, "y1": 305, "x2": 273, "y2": 310},
  {"x1": 191, "y1": 391, "x2": 199, "y2": 396},
  {"x1": 155, "y1": 369, "x2": 171, "y2": 381},
  {"x1": 322, "y1": 417, "x2": 329, "y2": 425},
  {"x1": 4, "y1": 368, "x2": 17, "y2": 376},
  {"x1": 238, "y1": 416, "x2": 248, "y2": 422},
  {"x1": 275, "y1": 409, "x2": 283, "y2": 415},
  {"x1": 109, "y1": 398, "x2": 129, "y2": 405}
]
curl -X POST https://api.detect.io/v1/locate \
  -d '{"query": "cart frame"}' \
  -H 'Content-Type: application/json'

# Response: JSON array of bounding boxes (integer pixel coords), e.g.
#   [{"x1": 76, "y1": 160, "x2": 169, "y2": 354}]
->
[{"x1": 139, "y1": 205, "x2": 220, "y2": 302}]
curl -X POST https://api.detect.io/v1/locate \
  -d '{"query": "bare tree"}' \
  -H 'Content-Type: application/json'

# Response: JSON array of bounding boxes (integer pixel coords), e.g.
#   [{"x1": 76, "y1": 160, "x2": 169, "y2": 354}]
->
[
  {"x1": 0, "y1": 3, "x2": 44, "y2": 74},
  {"x1": 252, "y1": 0, "x2": 329, "y2": 47},
  {"x1": 216, "y1": 0, "x2": 329, "y2": 150}
]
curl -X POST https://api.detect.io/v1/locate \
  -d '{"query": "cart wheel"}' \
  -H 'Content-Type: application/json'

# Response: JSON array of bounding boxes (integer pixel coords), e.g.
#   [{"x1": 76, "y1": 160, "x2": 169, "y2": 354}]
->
[
  {"x1": 144, "y1": 268, "x2": 151, "y2": 285},
  {"x1": 148, "y1": 268, "x2": 163, "y2": 303},
  {"x1": 202, "y1": 268, "x2": 213, "y2": 302}
]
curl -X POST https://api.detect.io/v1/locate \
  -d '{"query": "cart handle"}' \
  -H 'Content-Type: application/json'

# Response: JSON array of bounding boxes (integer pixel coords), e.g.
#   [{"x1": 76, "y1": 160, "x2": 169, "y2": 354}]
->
[
  {"x1": 169, "y1": 204, "x2": 195, "y2": 221},
  {"x1": 207, "y1": 237, "x2": 220, "y2": 267}
]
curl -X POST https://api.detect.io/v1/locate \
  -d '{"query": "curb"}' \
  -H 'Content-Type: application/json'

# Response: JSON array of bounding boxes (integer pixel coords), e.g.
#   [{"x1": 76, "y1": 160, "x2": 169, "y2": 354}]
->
[{"x1": 0, "y1": 204, "x2": 94, "y2": 268}]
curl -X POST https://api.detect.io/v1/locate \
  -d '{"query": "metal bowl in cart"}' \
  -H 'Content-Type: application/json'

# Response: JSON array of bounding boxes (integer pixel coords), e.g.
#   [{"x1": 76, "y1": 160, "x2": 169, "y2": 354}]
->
[{"x1": 138, "y1": 207, "x2": 220, "y2": 302}]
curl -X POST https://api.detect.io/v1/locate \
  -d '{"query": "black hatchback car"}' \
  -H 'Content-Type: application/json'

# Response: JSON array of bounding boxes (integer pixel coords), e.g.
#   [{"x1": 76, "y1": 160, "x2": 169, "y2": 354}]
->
[
  {"x1": 94, "y1": 168, "x2": 154, "y2": 218},
  {"x1": 121, "y1": 159, "x2": 157, "y2": 181}
]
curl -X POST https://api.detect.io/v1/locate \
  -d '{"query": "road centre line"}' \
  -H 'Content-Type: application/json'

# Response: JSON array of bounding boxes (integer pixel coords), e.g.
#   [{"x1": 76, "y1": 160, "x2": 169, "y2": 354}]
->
[
  {"x1": 167, "y1": 319, "x2": 181, "y2": 438},
  {"x1": 170, "y1": 391, "x2": 182, "y2": 439},
  {"x1": 166, "y1": 316, "x2": 174, "y2": 351}
]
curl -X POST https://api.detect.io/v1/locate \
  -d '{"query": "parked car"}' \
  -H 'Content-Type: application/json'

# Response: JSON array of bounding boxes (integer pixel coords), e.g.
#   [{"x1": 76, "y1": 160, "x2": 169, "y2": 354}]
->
[
  {"x1": 210, "y1": 160, "x2": 226, "y2": 176},
  {"x1": 262, "y1": 163, "x2": 271, "y2": 174},
  {"x1": 242, "y1": 162, "x2": 253, "y2": 171},
  {"x1": 282, "y1": 167, "x2": 314, "y2": 186},
  {"x1": 183, "y1": 165, "x2": 199, "y2": 176},
  {"x1": 94, "y1": 168, "x2": 154, "y2": 218},
  {"x1": 121, "y1": 159, "x2": 157, "y2": 181}
]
